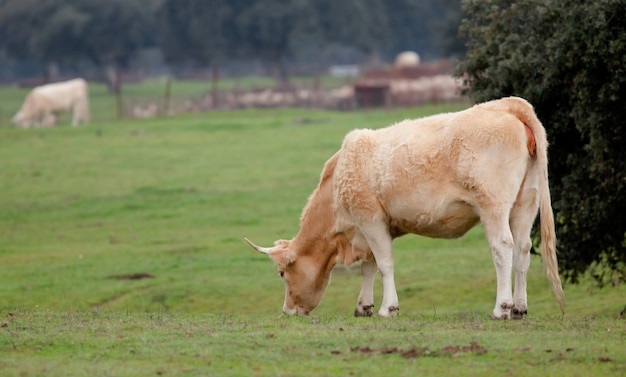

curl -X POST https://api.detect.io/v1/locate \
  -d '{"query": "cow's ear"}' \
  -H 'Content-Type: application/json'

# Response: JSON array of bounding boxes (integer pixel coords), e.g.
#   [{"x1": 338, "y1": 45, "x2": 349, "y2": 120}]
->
[{"x1": 269, "y1": 247, "x2": 297, "y2": 269}]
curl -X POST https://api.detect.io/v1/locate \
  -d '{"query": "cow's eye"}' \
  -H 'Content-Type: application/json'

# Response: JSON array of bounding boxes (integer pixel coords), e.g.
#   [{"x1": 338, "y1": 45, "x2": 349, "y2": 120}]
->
[{"x1": 279, "y1": 271, "x2": 285, "y2": 278}]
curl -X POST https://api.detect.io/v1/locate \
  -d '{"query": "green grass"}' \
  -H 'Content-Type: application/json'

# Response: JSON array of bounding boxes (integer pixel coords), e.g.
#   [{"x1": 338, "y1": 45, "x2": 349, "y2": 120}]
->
[
  {"x1": 0, "y1": 87, "x2": 625, "y2": 376},
  {"x1": 2, "y1": 312, "x2": 624, "y2": 377}
]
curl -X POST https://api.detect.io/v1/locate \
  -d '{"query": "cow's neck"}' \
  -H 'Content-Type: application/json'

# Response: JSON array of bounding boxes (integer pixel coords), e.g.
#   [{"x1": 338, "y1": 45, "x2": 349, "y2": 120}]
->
[
  {"x1": 292, "y1": 173, "x2": 337, "y2": 258},
  {"x1": 291, "y1": 168, "x2": 368, "y2": 268}
]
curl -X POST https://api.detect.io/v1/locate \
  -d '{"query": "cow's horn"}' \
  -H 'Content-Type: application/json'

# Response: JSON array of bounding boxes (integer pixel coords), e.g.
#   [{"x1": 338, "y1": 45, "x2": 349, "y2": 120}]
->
[{"x1": 244, "y1": 237, "x2": 272, "y2": 254}]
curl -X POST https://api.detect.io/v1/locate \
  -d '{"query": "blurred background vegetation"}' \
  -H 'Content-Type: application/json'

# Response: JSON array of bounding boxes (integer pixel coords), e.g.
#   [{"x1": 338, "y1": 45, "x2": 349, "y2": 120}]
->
[{"x1": 0, "y1": 0, "x2": 464, "y2": 86}]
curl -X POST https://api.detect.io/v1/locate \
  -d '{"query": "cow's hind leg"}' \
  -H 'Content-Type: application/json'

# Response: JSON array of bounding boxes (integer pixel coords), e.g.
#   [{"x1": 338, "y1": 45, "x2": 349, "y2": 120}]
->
[
  {"x1": 354, "y1": 258, "x2": 377, "y2": 317},
  {"x1": 511, "y1": 234, "x2": 530, "y2": 320},
  {"x1": 509, "y1": 191, "x2": 539, "y2": 319},
  {"x1": 482, "y1": 213, "x2": 515, "y2": 319}
]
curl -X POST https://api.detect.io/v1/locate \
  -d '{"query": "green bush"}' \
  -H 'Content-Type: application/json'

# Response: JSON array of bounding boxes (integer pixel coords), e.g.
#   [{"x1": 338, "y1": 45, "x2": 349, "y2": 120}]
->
[{"x1": 457, "y1": 0, "x2": 626, "y2": 285}]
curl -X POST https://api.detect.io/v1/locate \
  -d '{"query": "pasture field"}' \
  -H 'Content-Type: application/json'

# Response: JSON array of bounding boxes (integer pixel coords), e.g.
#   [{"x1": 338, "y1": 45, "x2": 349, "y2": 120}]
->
[
  {"x1": 0, "y1": 88, "x2": 624, "y2": 376},
  {"x1": 0, "y1": 75, "x2": 349, "y2": 126}
]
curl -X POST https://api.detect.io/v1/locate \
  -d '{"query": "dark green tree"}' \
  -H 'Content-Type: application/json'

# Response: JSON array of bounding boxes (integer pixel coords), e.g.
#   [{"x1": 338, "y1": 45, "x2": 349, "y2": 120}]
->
[
  {"x1": 235, "y1": 0, "x2": 310, "y2": 84},
  {"x1": 0, "y1": 0, "x2": 61, "y2": 77},
  {"x1": 310, "y1": 0, "x2": 391, "y2": 54},
  {"x1": 159, "y1": 0, "x2": 308, "y2": 84},
  {"x1": 0, "y1": 0, "x2": 156, "y2": 89},
  {"x1": 432, "y1": 0, "x2": 466, "y2": 58},
  {"x1": 158, "y1": 0, "x2": 240, "y2": 66},
  {"x1": 457, "y1": 0, "x2": 626, "y2": 285},
  {"x1": 158, "y1": 0, "x2": 396, "y2": 84},
  {"x1": 382, "y1": 0, "x2": 443, "y2": 59}
]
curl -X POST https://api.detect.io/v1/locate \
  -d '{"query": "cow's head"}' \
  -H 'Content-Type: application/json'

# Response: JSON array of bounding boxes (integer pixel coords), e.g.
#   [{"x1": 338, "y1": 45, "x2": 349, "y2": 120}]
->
[
  {"x1": 11, "y1": 112, "x2": 27, "y2": 128},
  {"x1": 245, "y1": 237, "x2": 334, "y2": 316}
]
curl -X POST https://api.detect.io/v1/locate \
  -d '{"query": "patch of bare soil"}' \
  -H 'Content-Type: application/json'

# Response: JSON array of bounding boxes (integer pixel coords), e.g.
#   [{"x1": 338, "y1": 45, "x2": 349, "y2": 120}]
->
[
  {"x1": 347, "y1": 341, "x2": 487, "y2": 359},
  {"x1": 107, "y1": 273, "x2": 154, "y2": 280}
]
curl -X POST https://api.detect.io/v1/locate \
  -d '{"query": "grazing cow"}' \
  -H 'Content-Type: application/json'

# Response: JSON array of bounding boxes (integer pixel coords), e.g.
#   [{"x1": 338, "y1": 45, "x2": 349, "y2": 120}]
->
[
  {"x1": 12, "y1": 78, "x2": 90, "y2": 128},
  {"x1": 246, "y1": 97, "x2": 564, "y2": 319}
]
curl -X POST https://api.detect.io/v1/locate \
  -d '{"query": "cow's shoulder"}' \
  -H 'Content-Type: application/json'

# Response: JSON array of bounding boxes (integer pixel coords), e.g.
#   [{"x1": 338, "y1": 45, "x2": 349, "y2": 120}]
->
[{"x1": 341, "y1": 128, "x2": 377, "y2": 154}]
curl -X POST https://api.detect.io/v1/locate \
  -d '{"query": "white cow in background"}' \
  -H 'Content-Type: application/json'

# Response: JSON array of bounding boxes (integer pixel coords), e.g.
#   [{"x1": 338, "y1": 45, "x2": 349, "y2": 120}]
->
[{"x1": 12, "y1": 78, "x2": 90, "y2": 128}]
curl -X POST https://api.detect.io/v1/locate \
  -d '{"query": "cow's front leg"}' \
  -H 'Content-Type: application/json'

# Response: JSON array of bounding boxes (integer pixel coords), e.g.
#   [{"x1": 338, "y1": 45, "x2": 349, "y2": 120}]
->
[
  {"x1": 377, "y1": 257, "x2": 399, "y2": 317},
  {"x1": 361, "y1": 225, "x2": 398, "y2": 317},
  {"x1": 354, "y1": 258, "x2": 377, "y2": 317},
  {"x1": 42, "y1": 113, "x2": 56, "y2": 127}
]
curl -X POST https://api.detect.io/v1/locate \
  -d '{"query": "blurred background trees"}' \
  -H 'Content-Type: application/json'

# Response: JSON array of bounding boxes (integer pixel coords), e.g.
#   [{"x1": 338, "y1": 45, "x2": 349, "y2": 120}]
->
[
  {"x1": 0, "y1": 0, "x2": 156, "y2": 89},
  {"x1": 0, "y1": 0, "x2": 463, "y2": 84}
]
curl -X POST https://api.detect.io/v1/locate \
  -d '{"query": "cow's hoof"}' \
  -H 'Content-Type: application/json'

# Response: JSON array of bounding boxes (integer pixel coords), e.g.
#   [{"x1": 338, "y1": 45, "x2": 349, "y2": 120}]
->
[
  {"x1": 511, "y1": 307, "x2": 527, "y2": 320},
  {"x1": 491, "y1": 302, "x2": 513, "y2": 320},
  {"x1": 354, "y1": 304, "x2": 375, "y2": 317},
  {"x1": 378, "y1": 305, "x2": 399, "y2": 318}
]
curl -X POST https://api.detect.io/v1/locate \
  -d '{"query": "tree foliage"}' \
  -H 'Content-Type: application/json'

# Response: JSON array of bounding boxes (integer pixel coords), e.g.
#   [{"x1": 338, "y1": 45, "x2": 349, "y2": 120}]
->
[
  {"x1": 309, "y1": 0, "x2": 391, "y2": 53},
  {"x1": 0, "y1": 0, "x2": 60, "y2": 60},
  {"x1": 457, "y1": 0, "x2": 626, "y2": 285},
  {"x1": 158, "y1": 0, "x2": 241, "y2": 66},
  {"x1": 0, "y1": 0, "x2": 155, "y2": 68},
  {"x1": 1, "y1": 0, "x2": 463, "y2": 82},
  {"x1": 157, "y1": 0, "x2": 394, "y2": 82},
  {"x1": 235, "y1": 0, "x2": 311, "y2": 81}
]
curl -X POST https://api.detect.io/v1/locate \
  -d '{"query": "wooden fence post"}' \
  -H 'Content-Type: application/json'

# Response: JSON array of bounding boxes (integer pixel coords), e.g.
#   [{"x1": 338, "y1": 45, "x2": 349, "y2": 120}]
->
[{"x1": 162, "y1": 76, "x2": 172, "y2": 115}]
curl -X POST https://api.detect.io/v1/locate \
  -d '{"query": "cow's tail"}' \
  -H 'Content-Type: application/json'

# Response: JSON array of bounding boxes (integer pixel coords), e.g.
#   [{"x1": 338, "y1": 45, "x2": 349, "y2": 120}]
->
[
  {"x1": 494, "y1": 97, "x2": 565, "y2": 314},
  {"x1": 536, "y1": 141, "x2": 565, "y2": 315}
]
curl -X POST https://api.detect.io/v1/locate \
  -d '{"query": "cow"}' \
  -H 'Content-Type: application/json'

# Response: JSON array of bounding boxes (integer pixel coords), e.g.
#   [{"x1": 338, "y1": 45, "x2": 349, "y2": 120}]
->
[
  {"x1": 245, "y1": 97, "x2": 564, "y2": 319},
  {"x1": 12, "y1": 78, "x2": 90, "y2": 128}
]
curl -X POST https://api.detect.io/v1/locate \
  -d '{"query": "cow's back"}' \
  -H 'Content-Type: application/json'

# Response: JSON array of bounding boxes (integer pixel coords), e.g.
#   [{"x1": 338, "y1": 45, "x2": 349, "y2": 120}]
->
[
  {"x1": 34, "y1": 78, "x2": 88, "y2": 111},
  {"x1": 334, "y1": 102, "x2": 531, "y2": 239}
]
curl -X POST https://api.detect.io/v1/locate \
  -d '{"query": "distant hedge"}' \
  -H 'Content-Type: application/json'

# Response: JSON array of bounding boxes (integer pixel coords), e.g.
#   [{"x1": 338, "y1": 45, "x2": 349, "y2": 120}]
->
[{"x1": 457, "y1": 0, "x2": 626, "y2": 285}]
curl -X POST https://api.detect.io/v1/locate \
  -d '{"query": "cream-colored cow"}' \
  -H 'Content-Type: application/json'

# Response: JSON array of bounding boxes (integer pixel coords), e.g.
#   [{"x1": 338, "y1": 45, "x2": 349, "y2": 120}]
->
[
  {"x1": 246, "y1": 97, "x2": 564, "y2": 319},
  {"x1": 12, "y1": 78, "x2": 90, "y2": 128}
]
